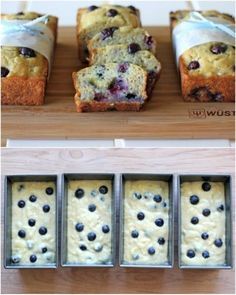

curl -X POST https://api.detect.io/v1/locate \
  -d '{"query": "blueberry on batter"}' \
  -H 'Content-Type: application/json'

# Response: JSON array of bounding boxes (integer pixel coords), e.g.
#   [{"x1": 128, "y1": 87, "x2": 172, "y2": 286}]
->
[
  {"x1": 202, "y1": 182, "x2": 211, "y2": 191},
  {"x1": 202, "y1": 250, "x2": 210, "y2": 259},
  {"x1": 131, "y1": 230, "x2": 139, "y2": 238},
  {"x1": 18, "y1": 230, "x2": 26, "y2": 238},
  {"x1": 187, "y1": 249, "x2": 195, "y2": 258},
  {"x1": 153, "y1": 194, "x2": 162, "y2": 203},
  {"x1": 80, "y1": 245, "x2": 87, "y2": 251},
  {"x1": 30, "y1": 254, "x2": 37, "y2": 263},
  {"x1": 75, "y1": 188, "x2": 85, "y2": 199},
  {"x1": 155, "y1": 218, "x2": 164, "y2": 227},
  {"x1": 191, "y1": 216, "x2": 199, "y2": 225},
  {"x1": 43, "y1": 204, "x2": 50, "y2": 213},
  {"x1": 28, "y1": 218, "x2": 36, "y2": 227},
  {"x1": 102, "y1": 225, "x2": 110, "y2": 233},
  {"x1": 190, "y1": 195, "x2": 199, "y2": 205},
  {"x1": 42, "y1": 247, "x2": 48, "y2": 253},
  {"x1": 133, "y1": 192, "x2": 142, "y2": 200},
  {"x1": 99, "y1": 185, "x2": 108, "y2": 194},
  {"x1": 217, "y1": 204, "x2": 224, "y2": 212},
  {"x1": 39, "y1": 226, "x2": 47, "y2": 235},
  {"x1": 137, "y1": 212, "x2": 145, "y2": 220},
  {"x1": 18, "y1": 200, "x2": 25, "y2": 208},
  {"x1": 214, "y1": 238, "x2": 223, "y2": 248},
  {"x1": 29, "y1": 195, "x2": 37, "y2": 202},
  {"x1": 148, "y1": 247, "x2": 155, "y2": 255},
  {"x1": 75, "y1": 223, "x2": 84, "y2": 232},
  {"x1": 157, "y1": 237, "x2": 165, "y2": 245},
  {"x1": 201, "y1": 232, "x2": 209, "y2": 240},
  {"x1": 202, "y1": 208, "x2": 211, "y2": 217},
  {"x1": 88, "y1": 204, "x2": 96, "y2": 212},
  {"x1": 87, "y1": 232, "x2": 96, "y2": 241},
  {"x1": 45, "y1": 187, "x2": 54, "y2": 195}
]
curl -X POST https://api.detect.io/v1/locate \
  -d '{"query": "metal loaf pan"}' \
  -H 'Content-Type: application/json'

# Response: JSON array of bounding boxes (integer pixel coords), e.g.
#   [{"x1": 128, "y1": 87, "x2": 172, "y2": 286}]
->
[
  {"x1": 177, "y1": 174, "x2": 233, "y2": 269},
  {"x1": 61, "y1": 173, "x2": 116, "y2": 267},
  {"x1": 4, "y1": 174, "x2": 59, "y2": 269},
  {"x1": 119, "y1": 173, "x2": 174, "y2": 268}
]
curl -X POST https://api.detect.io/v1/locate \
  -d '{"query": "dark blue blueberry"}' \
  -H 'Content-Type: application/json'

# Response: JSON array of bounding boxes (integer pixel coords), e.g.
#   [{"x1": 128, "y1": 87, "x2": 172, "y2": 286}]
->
[
  {"x1": 157, "y1": 237, "x2": 165, "y2": 245},
  {"x1": 42, "y1": 247, "x2": 47, "y2": 253},
  {"x1": 45, "y1": 187, "x2": 54, "y2": 195},
  {"x1": 18, "y1": 200, "x2": 25, "y2": 208},
  {"x1": 191, "y1": 216, "x2": 199, "y2": 225},
  {"x1": 188, "y1": 61, "x2": 200, "y2": 70},
  {"x1": 202, "y1": 208, "x2": 211, "y2": 217},
  {"x1": 190, "y1": 195, "x2": 199, "y2": 205},
  {"x1": 18, "y1": 230, "x2": 26, "y2": 238},
  {"x1": 102, "y1": 225, "x2": 110, "y2": 234},
  {"x1": 43, "y1": 204, "x2": 50, "y2": 213},
  {"x1": 1, "y1": 67, "x2": 9, "y2": 77},
  {"x1": 75, "y1": 188, "x2": 85, "y2": 198},
  {"x1": 107, "y1": 9, "x2": 118, "y2": 17},
  {"x1": 39, "y1": 226, "x2": 47, "y2": 235},
  {"x1": 128, "y1": 43, "x2": 141, "y2": 54},
  {"x1": 214, "y1": 238, "x2": 223, "y2": 248},
  {"x1": 202, "y1": 250, "x2": 210, "y2": 259},
  {"x1": 217, "y1": 204, "x2": 224, "y2": 212},
  {"x1": 201, "y1": 232, "x2": 209, "y2": 240},
  {"x1": 87, "y1": 232, "x2": 96, "y2": 241},
  {"x1": 80, "y1": 245, "x2": 87, "y2": 251},
  {"x1": 101, "y1": 27, "x2": 118, "y2": 40},
  {"x1": 163, "y1": 202, "x2": 167, "y2": 207},
  {"x1": 28, "y1": 219, "x2": 36, "y2": 227},
  {"x1": 88, "y1": 204, "x2": 96, "y2": 212},
  {"x1": 99, "y1": 185, "x2": 108, "y2": 194},
  {"x1": 131, "y1": 230, "x2": 139, "y2": 238},
  {"x1": 148, "y1": 247, "x2": 155, "y2": 255},
  {"x1": 153, "y1": 195, "x2": 162, "y2": 203},
  {"x1": 211, "y1": 43, "x2": 227, "y2": 54},
  {"x1": 187, "y1": 249, "x2": 195, "y2": 258},
  {"x1": 29, "y1": 195, "x2": 37, "y2": 202},
  {"x1": 88, "y1": 5, "x2": 98, "y2": 11},
  {"x1": 133, "y1": 192, "x2": 142, "y2": 200},
  {"x1": 19, "y1": 47, "x2": 36, "y2": 58},
  {"x1": 202, "y1": 182, "x2": 211, "y2": 191},
  {"x1": 155, "y1": 218, "x2": 164, "y2": 227},
  {"x1": 75, "y1": 223, "x2": 84, "y2": 232},
  {"x1": 137, "y1": 212, "x2": 145, "y2": 220},
  {"x1": 126, "y1": 93, "x2": 136, "y2": 99},
  {"x1": 30, "y1": 255, "x2": 37, "y2": 263}
]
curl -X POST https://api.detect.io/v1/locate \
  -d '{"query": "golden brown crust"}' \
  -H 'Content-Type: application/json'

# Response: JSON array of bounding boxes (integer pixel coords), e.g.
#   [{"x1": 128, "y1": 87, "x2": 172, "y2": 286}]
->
[
  {"x1": 1, "y1": 77, "x2": 46, "y2": 105},
  {"x1": 179, "y1": 57, "x2": 235, "y2": 102}
]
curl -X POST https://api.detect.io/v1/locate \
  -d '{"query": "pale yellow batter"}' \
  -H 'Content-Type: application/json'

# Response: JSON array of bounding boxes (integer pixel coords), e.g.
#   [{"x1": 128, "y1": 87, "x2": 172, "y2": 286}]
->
[
  {"x1": 181, "y1": 181, "x2": 226, "y2": 266},
  {"x1": 11, "y1": 181, "x2": 56, "y2": 265},
  {"x1": 123, "y1": 180, "x2": 169, "y2": 265},
  {"x1": 66, "y1": 180, "x2": 112, "y2": 265}
]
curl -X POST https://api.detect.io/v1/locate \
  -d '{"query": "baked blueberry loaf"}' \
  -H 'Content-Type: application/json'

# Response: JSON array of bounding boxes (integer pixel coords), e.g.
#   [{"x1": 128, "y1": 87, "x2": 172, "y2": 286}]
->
[
  {"x1": 72, "y1": 63, "x2": 147, "y2": 112},
  {"x1": 1, "y1": 12, "x2": 58, "y2": 105},
  {"x1": 181, "y1": 181, "x2": 226, "y2": 266},
  {"x1": 10, "y1": 181, "x2": 56, "y2": 266},
  {"x1": 89, "y1": 44, "x2": 161, "y2": 95},
  {"x1": 66, "y1": 180, "x2": 113, "y2": 265},
  {"x1": 88, "y1": 26, "x2": 156, "y2": 56},
  {"x1": 123, "y1": 180, "x2": 170, "y2": 265},
  {"x1": 77, "y1": 5, "x2": 141, "y2": 62},
  {"x1": 170, "y1": 10, "x2": 235, "y2": 102}
]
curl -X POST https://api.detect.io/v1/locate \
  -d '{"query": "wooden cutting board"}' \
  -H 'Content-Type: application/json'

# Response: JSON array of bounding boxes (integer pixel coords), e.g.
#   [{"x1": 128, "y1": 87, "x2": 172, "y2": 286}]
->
[
  {"x1": 1, "y1": 147, "x2": 235, "y2": 294},
  {"x1": 1, "y1": 27, "x2": 235, "y2": 146}
]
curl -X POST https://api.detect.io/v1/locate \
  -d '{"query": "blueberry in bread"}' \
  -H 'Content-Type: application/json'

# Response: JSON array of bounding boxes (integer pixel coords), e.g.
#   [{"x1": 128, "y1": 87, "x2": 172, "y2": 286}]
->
[
  {"x1": 72, "y1": 63, "x2": 147, "y2": 112},
  {"x1": 88, "y1": 26, "x2": 156, "y2": 56},
  {"x1": 77, "y1": 5, "x2": 141, "y2": 62},
  {"x1": 170, "y1": 10, "x2": 235, "y2": 102},
  {"x1": 1, "y1": 12, "x2": 58, "y2": 105},
  {"x1": 89, "y1": 44, "x2": 161, "y2": 94}
]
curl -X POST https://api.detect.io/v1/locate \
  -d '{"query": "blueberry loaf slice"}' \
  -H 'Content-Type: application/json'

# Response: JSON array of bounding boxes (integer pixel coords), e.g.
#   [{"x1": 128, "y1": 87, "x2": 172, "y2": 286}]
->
[
  {"x1": 1, "y1": 12, "x2": 58, "y2": 105},
  {"x1": 77, "y1": 5, "x2": 141, "y2": 62},
  {"x1": 89, "y1": 44, "x2": 161, "y2": 95},
  {"x1": 88, "y1": 26, "x2": 156, "y2": 56},
  {"x1": 72, "y1": 63, "x2": 147, "y2": 112},
  {"x1": 170, "y1": 10, "x2": 235, "y2": 102}
]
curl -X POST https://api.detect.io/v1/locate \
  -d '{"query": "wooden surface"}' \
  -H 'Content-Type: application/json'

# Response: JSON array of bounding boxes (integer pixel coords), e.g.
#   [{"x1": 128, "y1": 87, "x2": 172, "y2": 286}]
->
[
  {"x1": 1, "y1": 147, "x2": 235, "y2": 294},
  {"x1": 1, "y1": 27, "x2": 235, "y2": 146}
]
